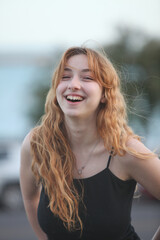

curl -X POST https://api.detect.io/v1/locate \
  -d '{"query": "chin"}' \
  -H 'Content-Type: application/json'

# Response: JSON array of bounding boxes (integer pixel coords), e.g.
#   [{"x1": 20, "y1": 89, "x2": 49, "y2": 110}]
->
[
  {"x1": 66, "y1": 113, "x2": 82, "y2": 119},
  {"x1": 64, "y1": 108, "x2": 90, "y2": 118}
]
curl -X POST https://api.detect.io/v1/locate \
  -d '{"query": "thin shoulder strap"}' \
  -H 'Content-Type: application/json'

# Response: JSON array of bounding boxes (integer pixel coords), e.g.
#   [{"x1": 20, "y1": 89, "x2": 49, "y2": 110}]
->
[{"x1": 107, "y1": 148, "x2": 114, "y2": 169}]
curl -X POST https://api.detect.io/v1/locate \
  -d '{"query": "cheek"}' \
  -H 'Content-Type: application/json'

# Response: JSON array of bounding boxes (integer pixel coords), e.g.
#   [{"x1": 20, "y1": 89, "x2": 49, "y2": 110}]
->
[
  {"x1": 55, "y1": 87, "x2": 62, "y2": 105},
  {"x1": 56, "y1": 82, "x2": 65, "y2": 97},
  {"x1": 91, "y1": 84, "x2": 103, "y2": 98}
]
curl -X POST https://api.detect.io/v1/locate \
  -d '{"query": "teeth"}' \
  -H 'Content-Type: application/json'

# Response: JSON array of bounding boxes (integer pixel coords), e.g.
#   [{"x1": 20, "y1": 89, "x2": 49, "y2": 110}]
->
[{"x1": 66, "y1": 95, "x2": 83, "y2": 101}]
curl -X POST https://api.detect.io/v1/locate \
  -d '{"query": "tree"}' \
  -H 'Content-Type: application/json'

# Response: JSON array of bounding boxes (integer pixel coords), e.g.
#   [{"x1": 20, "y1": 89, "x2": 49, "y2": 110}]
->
[
  {"x1": 27, "y1": 28, "x2": 160, "y2": 136},
  {"x1": 103, "y1": 27, "x2": 160, "y2": 132}
]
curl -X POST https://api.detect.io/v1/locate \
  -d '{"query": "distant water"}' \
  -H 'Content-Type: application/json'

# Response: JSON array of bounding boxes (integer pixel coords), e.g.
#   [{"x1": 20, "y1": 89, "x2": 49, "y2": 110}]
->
[
  {"x1": 0, "y1": 64, "x2": 160, "y2": 152},
  {"x1": 0, "y1": 65, "x2": 37, "y2": 139}
]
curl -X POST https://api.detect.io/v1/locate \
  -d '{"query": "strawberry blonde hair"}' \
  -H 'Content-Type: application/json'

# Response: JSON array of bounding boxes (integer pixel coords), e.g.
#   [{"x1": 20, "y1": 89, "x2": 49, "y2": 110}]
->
[{"x1": 30, "y1": 47, "x2": 154, "y2": 233}]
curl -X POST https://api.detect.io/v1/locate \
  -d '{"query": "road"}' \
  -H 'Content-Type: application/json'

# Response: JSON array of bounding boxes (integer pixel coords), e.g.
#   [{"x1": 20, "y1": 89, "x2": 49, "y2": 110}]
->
[
  {"x1": 132, "y1": 197, "x2": 160, "y2": 239},
  {"x1": 0, "y1": 196, "x2": 160, "y2": 240}
]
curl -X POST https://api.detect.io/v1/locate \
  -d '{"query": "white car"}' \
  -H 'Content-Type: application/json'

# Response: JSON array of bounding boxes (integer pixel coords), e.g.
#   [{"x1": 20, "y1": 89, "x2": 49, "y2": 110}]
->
[{"x1": 0, "y1": 140, "x2": 23, "y2": 210}]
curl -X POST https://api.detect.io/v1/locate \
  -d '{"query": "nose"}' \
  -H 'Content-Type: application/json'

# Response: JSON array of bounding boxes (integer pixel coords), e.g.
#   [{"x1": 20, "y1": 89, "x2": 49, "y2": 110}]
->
[{"x1": 68, "y1": 74, "x2": 81, "y2": 90}]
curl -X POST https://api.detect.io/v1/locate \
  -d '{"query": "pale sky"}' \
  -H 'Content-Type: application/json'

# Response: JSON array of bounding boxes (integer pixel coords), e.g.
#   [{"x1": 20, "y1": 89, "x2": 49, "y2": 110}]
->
[
  {"x1": 1, "y1": 0, "x2": 160, "y2": 51},
  {"x1": 0, "y1": 0, "x2": 160, "y2": 145}
]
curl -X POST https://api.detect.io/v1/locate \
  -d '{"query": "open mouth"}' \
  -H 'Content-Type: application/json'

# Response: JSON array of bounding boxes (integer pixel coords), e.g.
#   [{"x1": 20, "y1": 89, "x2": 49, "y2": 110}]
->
[{"x1": 66, "y1": 95, "x2": 84, "y2": 102}]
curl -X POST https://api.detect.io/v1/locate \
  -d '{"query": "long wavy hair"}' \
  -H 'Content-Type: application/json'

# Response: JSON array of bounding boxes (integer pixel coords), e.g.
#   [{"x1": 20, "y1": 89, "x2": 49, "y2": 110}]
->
[{"x1": 30, "y1": 47, "x2": 155, "y2": 233}]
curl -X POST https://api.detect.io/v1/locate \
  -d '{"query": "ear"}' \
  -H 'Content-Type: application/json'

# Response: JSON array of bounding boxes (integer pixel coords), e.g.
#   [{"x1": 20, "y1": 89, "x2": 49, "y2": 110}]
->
[{"x1": 100, "y1": 94, "x2": 106, "y2": 103}]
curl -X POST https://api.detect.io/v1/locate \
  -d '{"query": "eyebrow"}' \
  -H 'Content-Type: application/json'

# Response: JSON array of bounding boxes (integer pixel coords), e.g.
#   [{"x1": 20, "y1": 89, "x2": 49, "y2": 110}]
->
[{"x1": 64, "y1": 67, "x2": 92, "y2": 73}]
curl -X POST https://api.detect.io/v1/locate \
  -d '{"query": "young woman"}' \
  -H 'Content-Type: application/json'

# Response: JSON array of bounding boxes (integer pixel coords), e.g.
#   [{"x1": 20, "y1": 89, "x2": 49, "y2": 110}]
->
[{"x1": 20, "y1": 47, "x2": 160, "y2": 240}]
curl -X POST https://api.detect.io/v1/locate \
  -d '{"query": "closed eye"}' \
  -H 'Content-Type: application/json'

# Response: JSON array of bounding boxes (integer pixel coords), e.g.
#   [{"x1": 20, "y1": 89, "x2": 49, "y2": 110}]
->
[
  {"x1": 83, "y1": 76, "x2": 94, "y2": 81},
  {"x1": 62, "y1": 76, "x2": 70, "y2": 80}
]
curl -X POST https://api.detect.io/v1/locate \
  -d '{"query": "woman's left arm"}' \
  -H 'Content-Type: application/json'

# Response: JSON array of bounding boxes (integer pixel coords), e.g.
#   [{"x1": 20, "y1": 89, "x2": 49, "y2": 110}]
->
[
  {"x1": 126, "y1": 138, "x2": 160, "y2": 200},
  {"x1": 124, "y1": 138, "x2": 160, "y2": 240}
]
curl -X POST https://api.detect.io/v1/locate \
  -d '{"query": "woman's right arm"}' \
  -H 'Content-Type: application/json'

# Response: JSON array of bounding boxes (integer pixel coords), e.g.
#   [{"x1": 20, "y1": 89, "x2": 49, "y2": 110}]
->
[{"x1": 20, "y1": 133, "x2": 47, "y2": 240}]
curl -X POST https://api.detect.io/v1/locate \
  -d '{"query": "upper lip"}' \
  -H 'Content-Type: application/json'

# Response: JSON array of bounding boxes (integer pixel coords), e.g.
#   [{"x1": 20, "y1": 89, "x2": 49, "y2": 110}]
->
[{"x1": 64, "y1": 94, "x2": 85, "y2": 98}]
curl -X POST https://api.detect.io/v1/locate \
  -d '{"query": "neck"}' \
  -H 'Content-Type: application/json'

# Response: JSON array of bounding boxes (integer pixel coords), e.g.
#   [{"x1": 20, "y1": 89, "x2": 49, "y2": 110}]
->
[{"x1": 64, "y1": 116, "x2": 100, "y2": 150}]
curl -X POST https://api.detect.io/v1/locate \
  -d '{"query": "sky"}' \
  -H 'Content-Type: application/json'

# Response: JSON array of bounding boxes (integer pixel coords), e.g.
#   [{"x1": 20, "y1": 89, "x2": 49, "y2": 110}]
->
[
  {"x1": 1, "y1": 0, "x2": 160, "y2": 51},
  {"x1": 0, "y1": 0, "x2": 160, "y2": 149}
]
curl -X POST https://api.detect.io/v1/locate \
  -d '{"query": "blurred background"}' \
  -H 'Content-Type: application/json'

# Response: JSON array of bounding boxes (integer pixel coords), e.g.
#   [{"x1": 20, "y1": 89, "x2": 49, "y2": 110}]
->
[{"x1": 0, "y1": 0, "x2": 160, "y2": 239}]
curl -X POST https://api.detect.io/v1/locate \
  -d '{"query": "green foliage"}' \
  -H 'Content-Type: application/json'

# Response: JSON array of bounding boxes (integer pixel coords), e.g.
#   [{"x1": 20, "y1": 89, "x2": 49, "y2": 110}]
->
[
  {"x1": 28, "y1": 81, "x2": 50, "y2": 125},
  {"x1": 103, "y1": 28, "x2": 160, "y2": 130}
]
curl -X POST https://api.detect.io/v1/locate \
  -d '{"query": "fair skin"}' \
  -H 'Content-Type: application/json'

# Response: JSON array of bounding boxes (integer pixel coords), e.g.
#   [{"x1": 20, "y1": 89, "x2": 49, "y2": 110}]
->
[
  {"x1": 56, "y1": 54, "x2": 103, "y2": 120},
  {"x1": 20, "y1": 134, "x2": 48, "y2": 240},
  {"x1": 20, "y1": 54, "x2": 160, "y2": 240},
  {"x1": 56, "y1": 54, "x2": 107, "y2": 176}
]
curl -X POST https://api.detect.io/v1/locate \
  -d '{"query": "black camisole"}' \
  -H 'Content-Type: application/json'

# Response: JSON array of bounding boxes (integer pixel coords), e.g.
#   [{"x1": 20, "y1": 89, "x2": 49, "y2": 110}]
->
[{"x1": 38, "y1": 154, "x2": 141, "y2": 240}]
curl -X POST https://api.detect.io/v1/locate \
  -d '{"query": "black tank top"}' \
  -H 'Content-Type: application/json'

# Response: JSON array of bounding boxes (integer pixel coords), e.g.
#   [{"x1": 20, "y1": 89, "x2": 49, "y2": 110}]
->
[{"x1": 38, "y1": 154, "x2": 141, "y2": 240}]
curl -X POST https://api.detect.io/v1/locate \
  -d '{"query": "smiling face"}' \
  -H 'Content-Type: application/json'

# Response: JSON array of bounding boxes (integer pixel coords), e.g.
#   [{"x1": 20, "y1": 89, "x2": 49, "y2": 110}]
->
[{"x1": 56, "y1": 54, "x2": 103, "y2": 120}]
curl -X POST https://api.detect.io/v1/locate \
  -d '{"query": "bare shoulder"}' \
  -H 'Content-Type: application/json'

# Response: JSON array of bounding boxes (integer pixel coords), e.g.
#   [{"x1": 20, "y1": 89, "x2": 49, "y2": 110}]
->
[
  {"x1": 126, "y1": 137, "x2": 152, "y2": 154},
  {"x1": 123, "y1": 137, "x2": 159, "y2": 167},
  {"x1": 20, "y1": 131, "x2": 34, "y2": 165},
  {"x1": 117, "y1": 138, "x2": 149, "y2": 168},
  {"x1": 21, "y1": 131, "x2": 33, "y2": 154},
  {"x1": 122, "y1": 137, "x2": 160, "y2": 199},
  {"x1": 20, "y1": 130, "x2": 41, "y2": 199}
]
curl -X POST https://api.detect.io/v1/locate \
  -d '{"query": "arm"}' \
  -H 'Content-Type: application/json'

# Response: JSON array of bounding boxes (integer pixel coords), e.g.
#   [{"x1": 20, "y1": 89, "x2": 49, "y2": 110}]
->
[
  {"x1": 20, "y1": 133, "x2": 47, "y2": 240},
  {"x1": 123, "y1": 139, "x2": 160, "y2": 240},
  {"x1": 125, "y1": 138, "x2": 160, "y2": 200},
  {"x1": 152, "y1": 226, "x2": 160, "y2": 240}
]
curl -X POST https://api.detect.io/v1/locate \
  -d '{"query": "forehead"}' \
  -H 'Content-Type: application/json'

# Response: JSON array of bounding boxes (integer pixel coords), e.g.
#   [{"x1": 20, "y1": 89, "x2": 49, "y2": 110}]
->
[{"x1": 65, "y1": 54, "x2": 89, "y2": 71}]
